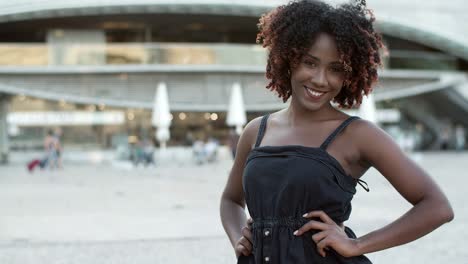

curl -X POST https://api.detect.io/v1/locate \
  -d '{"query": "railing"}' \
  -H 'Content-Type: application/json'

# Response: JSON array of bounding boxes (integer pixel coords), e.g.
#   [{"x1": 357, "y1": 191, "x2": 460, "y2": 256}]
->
[
  {"x1": 387, "y1": 50, "x2": 458, "y2": 70},
  {"x1": 0, "y1": 43, "x2": 267, "y2": 66}
]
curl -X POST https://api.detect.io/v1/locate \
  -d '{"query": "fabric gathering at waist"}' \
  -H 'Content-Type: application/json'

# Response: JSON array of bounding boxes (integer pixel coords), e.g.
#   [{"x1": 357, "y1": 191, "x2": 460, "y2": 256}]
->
[{"x1": 251, "y1": 217, "x2": 309, "y2": 229}]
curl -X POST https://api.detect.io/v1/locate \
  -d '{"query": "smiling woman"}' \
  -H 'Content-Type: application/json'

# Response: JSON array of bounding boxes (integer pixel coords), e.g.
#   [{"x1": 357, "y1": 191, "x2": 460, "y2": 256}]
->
[
  {"x1": 257, "y1": 0, "x2": 383, "y2": 109},
  {"x1": 290, "y1": 33, "x2": 349, "y2": 112},
  {"x1": 220, "y1": 0, "x2": 454, "y2": 264}
]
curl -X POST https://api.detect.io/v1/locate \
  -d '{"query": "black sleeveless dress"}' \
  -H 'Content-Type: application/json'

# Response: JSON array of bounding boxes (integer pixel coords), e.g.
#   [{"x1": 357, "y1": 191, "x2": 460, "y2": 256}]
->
[{"x1": 237, "y1": 115, "x2": 372, "y2": 264}]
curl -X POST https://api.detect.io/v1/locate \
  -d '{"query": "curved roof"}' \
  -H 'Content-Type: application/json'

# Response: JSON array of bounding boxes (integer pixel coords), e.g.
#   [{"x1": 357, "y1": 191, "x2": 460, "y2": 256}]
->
[{"x1": 0, "y1": 0, "x2": 467, "y2": 60}]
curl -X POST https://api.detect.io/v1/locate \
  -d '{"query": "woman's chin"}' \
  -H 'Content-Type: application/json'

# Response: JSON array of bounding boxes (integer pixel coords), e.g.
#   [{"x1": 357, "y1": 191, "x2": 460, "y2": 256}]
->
[{"x1": 300, "y1": 100, "x2": 328, "y2": 112}]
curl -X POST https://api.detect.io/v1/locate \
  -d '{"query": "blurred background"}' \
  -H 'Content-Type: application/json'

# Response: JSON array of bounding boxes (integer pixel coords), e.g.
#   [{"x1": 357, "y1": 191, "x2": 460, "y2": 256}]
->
[{"x1": 0, "y1": 0, "x2": 466, "y2": 263}]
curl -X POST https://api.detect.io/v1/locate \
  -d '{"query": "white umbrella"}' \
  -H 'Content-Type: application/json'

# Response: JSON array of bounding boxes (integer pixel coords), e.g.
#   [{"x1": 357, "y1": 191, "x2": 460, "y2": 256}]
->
[
  {"x1": 152, "y1": 82, "x2": 171, "y2": 149},
  {"x1": 358, "y1": 93, "x2": 377, "y2": 124},
  {"x1": 226, "y1": 82, "x2": 247, "y2": 135}
]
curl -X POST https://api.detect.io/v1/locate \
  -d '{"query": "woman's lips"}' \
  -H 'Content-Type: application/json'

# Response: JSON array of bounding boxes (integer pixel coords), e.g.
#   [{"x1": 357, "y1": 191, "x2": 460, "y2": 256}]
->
[{"x1": 304, "y1": 86, "x2": 327, "y2": 100}]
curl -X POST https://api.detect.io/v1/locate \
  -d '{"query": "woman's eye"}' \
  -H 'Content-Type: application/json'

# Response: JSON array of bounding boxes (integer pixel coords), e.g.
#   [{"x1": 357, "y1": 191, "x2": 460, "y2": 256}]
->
[{"x1": 304, "y1": 61, "x2": 316, "y2": 67}]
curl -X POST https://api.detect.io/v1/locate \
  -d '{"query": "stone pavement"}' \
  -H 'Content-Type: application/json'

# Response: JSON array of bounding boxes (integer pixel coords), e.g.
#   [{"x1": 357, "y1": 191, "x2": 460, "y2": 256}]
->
[{"x1": 0, "y1": 152, "x2": 466, "y2": 263}]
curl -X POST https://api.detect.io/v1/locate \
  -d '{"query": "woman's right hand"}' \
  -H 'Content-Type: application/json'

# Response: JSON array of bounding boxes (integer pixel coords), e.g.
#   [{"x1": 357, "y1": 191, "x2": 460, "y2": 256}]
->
[{"x1": 235, "y1": 218, "x2": 254, "y2": 257}]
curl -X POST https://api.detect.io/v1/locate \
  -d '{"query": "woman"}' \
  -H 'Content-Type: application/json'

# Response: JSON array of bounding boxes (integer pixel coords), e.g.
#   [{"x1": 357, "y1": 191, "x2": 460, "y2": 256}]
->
[{"x1": 219, "y1": 0, "x2": 454, "y2": 263}]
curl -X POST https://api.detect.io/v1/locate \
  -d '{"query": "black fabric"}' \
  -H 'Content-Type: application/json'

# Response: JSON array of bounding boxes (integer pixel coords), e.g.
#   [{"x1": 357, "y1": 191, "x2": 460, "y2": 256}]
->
[
  {"x1": 255, "y1": 114, "x2": 271, "y2": 148},
  {"x1": 319, "y1": 116, "x2": 360, "y2": 150},
  {"x1": 238, "y1": 115, "x2": 372, "y2": 264}
]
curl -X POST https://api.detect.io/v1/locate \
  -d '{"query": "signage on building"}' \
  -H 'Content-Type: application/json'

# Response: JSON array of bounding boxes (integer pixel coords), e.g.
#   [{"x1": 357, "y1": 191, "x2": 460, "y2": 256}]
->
[{"x1": 7, "y1": 111, "x2": 125, "y2": 126}]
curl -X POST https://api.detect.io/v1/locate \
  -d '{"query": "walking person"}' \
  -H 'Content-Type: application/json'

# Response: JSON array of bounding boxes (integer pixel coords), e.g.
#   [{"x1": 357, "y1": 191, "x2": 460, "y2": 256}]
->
[
  {"x1": 454, "y1": 124, "x2": 466, "y2": 151},
  {"x1": 27, "y1": 129, "x2": 55, "y2": 172},
  {"x1": 53, "y1": 128, "x2": 63, "y2": 169},
  {"x1": 42, "y1": 129, "x2": 58, "y2": 169},
  {"x1": 220, "y1": 1, "x2": 454, "y2": 263},
  {"x1": 142, "y1": 138, "x2": 156, "y2": 167},
  {"x1": 193, "y1": 138, "x2": 206, "y2": 165}
]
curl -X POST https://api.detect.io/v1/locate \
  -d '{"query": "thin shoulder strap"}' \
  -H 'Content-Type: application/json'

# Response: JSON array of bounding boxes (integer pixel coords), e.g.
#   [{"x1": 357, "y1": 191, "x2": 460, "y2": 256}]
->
[
  {"x1": 254, "y1": 114, "x2": 270, "y2": 148},
  {"x1": 320, "y1": 116, "x2": 360, "y2": 150}
]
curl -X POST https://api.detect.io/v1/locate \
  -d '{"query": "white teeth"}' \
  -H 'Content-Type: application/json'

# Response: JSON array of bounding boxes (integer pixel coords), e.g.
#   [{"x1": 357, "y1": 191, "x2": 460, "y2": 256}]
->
[{"x1": 306, "y1": 87, "x2": 324, "y2": 97}]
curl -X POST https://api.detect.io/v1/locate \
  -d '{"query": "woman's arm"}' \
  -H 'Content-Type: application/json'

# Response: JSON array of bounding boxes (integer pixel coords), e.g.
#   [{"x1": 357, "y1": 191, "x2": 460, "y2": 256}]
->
[
  {"x1": 353, "y1": 120, "x2": 454, "y2": 255},
  {"x1": 220, "y1": 117, "x2": 261, "y2": 255}
]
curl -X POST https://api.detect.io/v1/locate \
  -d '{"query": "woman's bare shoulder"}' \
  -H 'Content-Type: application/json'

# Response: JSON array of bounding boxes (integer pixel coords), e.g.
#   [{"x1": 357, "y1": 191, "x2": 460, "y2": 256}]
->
[
  {"x1": 348, "y1": 118, "x2": 385, "y2": 137},
  {"x1": 347, "y1": 118, "x2": 401, "y2": 155},
  {"x1": 238, "y1": 115, "x2": 266, "y2": 150}
]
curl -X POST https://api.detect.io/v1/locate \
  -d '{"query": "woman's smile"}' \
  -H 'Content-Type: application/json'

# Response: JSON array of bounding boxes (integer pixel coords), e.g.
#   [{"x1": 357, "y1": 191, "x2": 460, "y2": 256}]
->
[{"x1": 304, "y1": 85, "x2": 327, "y2": 101}]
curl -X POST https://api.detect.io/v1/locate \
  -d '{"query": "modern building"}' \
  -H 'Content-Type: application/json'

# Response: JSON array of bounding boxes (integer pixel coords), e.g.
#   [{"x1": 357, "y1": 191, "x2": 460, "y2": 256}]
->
[{"x1": 0, "y1": 0, "x2": 467, "y2": 162}]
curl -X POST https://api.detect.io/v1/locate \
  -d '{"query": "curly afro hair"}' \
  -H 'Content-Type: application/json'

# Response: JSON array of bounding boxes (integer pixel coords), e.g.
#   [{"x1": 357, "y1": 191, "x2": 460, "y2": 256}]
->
[{"x1": 256, "y1": 0, "x2": 385, "y2": 108}]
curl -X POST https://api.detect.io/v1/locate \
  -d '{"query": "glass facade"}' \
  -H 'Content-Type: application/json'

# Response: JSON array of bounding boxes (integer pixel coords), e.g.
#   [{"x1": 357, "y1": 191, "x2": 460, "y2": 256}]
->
[
  {"x1": 0, "y1": 43, "x2": 267, "y2": 66},
  {"x1": 7, "y1": 95, "x2": 270, "y2": 150}
]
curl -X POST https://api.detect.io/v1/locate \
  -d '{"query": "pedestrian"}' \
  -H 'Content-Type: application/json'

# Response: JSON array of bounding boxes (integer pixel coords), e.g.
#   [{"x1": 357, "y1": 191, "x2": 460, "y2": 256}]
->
[
  {"x1": 142, "y1": 138, "x2": 156, "y2": 166},
  {"x1": 440, "y1": 125, "x2": 451, "y2": 150},
  {"x1": 220, "y1": 1, "x2": 454, "y2": 263},
  {"x1": 454, "y1": 124, "x2": 466, "y2": 151},
  {"x1": 53, "y1": 128, "x2": 63, "y2": 169},
  {"x1": 132, "y1": 138, "x2": 145, "y2": 167},
  {"x1": 26, "y1": 130, "x2": 53, "y2": 172},
  {"x1": 205, "y1": 137, "x2": 219, "y2": 163},
  {"x1": 192, "y1": 138, "x2": 206, "y2": 165},
  {"x1": 44, "y1": 129, "x2": 58, "y2": 169}
]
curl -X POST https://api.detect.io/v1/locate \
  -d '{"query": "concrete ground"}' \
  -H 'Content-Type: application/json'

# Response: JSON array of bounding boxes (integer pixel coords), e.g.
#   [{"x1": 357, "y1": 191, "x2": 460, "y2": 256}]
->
[{"x1": 0, "y1": 152, "x2": 466, "y2": 263}]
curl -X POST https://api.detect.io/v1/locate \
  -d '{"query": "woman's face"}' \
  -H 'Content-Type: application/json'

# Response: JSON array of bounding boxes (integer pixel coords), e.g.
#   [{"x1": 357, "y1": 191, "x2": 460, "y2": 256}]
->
[{"x1": 290, "y1": 32, "x2": 346, "y2": 112}]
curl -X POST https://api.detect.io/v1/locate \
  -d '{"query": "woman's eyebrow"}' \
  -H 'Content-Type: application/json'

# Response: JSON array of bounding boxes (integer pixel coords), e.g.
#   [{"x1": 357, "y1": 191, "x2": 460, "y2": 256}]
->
[
  {"x1": 305, "y1": 54, "x2": 320, "y2": 61},
  {"x1": 305, "y1": 54, "x2": 341, "y2": 65}
]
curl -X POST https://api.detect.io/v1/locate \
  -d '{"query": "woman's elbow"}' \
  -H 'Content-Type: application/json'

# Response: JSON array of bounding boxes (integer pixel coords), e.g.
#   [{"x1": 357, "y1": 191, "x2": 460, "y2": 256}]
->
[
  {"x1": 440, "y1": 204, "x2": 454, "y2": 223},
  {"x1": 433, "y1": 198, "x2": 455, "y2": 224}
]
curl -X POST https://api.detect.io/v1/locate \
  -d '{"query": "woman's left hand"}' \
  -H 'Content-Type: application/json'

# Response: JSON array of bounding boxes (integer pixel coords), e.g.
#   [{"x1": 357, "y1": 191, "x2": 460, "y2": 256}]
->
[{"x1": 293, "y1": 210, "x2": 361, "y2": 258}]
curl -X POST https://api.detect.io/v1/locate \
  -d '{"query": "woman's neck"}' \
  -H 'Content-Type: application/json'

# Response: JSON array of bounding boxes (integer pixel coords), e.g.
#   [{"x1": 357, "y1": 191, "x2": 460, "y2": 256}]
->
[{"x1": 285, "y1": 101, "x2": 338, "y2": 126}]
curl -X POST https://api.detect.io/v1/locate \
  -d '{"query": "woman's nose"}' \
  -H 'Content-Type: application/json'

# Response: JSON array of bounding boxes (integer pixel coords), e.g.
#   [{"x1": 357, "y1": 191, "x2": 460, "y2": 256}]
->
[{"x1": 311, "y1": 69, "x2": 327, "y2": 88}]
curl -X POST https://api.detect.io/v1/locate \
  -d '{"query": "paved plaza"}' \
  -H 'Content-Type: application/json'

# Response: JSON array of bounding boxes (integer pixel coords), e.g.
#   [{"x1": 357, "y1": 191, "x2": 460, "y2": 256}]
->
[{"x1": 0, "y1": 151, "x2": 466, "y2": 263}]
